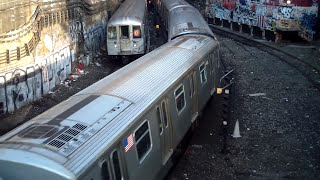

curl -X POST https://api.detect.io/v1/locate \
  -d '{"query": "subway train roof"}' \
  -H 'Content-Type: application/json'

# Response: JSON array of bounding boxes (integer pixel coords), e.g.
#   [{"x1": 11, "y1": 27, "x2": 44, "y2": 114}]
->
[
  {"x1": 0, "y1": 35, "x2": 219, "y2": 177},
  {"x1": 108, "y1": 0, "x2": 147, "y2": 26},
  {"x1": 161, "y1": 0, "x2": 215, "y2": 40},
  {"x1": 161, "y1": 0, "x2": 191, "y2": 11}
]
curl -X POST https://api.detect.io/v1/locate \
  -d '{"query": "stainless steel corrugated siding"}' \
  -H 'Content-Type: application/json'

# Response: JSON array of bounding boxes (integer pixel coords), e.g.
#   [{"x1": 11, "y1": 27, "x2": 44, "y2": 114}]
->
[{"x1": 67, "y1": 36, "x2": 217, "y2": 175}]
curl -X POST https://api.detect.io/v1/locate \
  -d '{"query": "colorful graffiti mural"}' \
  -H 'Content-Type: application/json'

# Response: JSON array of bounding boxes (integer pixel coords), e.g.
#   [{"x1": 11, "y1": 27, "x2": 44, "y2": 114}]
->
[{"x1": 206, "y1": 0, "x2": 318, "y2": 41}]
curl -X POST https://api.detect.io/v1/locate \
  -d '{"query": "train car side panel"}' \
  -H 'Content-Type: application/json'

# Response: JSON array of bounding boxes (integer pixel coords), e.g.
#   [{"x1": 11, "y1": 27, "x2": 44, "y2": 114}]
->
[
  {"x1": 168, "y1": 77, "x2": 192, "y2": 148},
  {"x1": 123, "y1": 113, "x2": 162, "y2": 180},
  {"x1": 195, "y1": 55, "x2": 212, "y2": 113},
  {"x1": 79, "y1": 142, "x2": 129, "y2": 180}
]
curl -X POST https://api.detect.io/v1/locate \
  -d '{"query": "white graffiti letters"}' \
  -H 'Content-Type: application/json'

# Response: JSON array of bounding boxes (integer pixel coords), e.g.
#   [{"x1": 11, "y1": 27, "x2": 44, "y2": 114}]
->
[
  {"x1": 0, "y1": 46, "x2": 72, "y2": 114},
  {"x1": 280, "y1": 7, "x2": 293, "y2": 19}
]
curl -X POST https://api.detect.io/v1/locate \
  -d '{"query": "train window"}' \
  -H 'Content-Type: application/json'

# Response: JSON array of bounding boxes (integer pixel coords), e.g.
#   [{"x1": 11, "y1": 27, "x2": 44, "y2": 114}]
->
[
  {"x1": 210, "y1": 54, "x2": 215, "y2": 73},
  {"x1": 135, "y1": 121, "x2": 152, "y2": 161},
  {"x1": 190, "y1": 74, "x2": 195, "y2": 97},
  {"x1": 174, "y1": 85, "x2": 186, "y2": 113},
  {"x1": 199, "y1": 63, "x2": 207, "y2": 84},
  {"x1": 111, "y1": 150, "x2": 122, "y2": 180},
  {"x1": 101, "y1": 160, "x2": 111, "y2": 180},
  {"x1": 161, "y1": 101, "x2": 168, "y2": 127},
  {"x1": 120, "y1": 26, "x2": 129, "y2": 39},
  {"x1": 133, "y1": 26, "x2": 141, "y2": 38},
  {"x1": 156, "y1": 107, "x2": 163, "y2": 135},
  {"x1": 108, "y1": 26, "x2": 116, "y2": 39}
]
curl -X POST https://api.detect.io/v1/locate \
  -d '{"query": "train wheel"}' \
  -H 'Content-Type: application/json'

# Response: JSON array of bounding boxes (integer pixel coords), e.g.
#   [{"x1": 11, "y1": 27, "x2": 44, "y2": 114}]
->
[{"x1": 121, "y1": 56, "x2": 130, "y2": 64}]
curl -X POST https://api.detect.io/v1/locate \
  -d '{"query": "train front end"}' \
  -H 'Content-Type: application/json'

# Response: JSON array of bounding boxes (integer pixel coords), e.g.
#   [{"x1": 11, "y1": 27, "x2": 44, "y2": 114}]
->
[{"x1": 107, "y1": 23, "x2": 145, "y2": 56}]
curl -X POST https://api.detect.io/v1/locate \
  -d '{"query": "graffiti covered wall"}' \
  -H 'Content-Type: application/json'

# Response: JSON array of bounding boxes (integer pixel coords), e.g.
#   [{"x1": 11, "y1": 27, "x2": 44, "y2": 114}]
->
[
  {"x1": 82, "y1": 12, "x2": 108, "y2": 54},
  {"x1": 206, "y1": 0, "x2": 318, "y2": 41},
  {"x1": 0, "y1": 0, "x2": 116, "y2": 115},
  {"x1": 0, "y1": 46, "x2": 72, "y2": 113}
]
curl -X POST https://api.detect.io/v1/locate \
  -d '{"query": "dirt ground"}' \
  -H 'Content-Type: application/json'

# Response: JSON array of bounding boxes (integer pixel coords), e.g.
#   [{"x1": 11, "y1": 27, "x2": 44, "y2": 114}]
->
[
  {"x1": 166, "y1": 32, "x2": 320, "y2": 179},
  {"x1": 163, "y1": 1, "x2": 320, "y2": 179}
]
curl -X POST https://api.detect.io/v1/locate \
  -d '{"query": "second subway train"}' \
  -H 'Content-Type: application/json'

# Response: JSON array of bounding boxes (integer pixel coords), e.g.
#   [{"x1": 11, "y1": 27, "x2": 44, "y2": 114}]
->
[
  {"x1": 107, "y1": 0, "x2": 148, "y2": 64},
  {"x1": 0, "y1": 0, "x2": 221, "y2": 179}
]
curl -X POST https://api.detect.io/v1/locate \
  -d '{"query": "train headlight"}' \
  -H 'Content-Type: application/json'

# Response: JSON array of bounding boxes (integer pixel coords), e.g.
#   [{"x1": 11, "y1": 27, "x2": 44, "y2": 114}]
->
[
  {"x1": 133, "y1": 43, "x2": 137, "y2": 47},
  {"x1": 286, "y1": 0, "x2": 291, "y2": 4},
  {"x1": 114, "y1": 44, "x2": 117, "y2": 48}
]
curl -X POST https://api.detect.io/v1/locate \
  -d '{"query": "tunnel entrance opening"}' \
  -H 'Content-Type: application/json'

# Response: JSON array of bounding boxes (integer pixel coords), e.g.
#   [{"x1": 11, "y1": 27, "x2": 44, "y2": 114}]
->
[
  {"x1": 242, "y1": 24, "x2": 250, "y2": 35},
  {"x1": 281, "y1": 31, "x2": 310, "y2": 44},
  {"x1": 222, "y1": 20, "x2": 230, "y2": 29},
  {"x1": 265, "y1": 30, "x2": 276, "y2": 41},
  {"x1": 215, "y1": 18, "x2": 222, "y2": 26},
  {"x1": 252, "y1": 26, "x2": 262, "y2": 39},
  {"x1": 232, "y1": 22, "x2": 239, "y2": 32}
]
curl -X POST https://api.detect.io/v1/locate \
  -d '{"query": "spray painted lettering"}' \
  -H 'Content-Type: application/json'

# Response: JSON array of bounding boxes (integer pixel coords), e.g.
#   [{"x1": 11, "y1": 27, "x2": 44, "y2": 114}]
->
[
  {"x1": 206, "y1": 0, "x2": 318, "y2": 40},
  {"x1": 279, "y1": 7, "x2": 293, "y2": 19},
  {"x1": 0, "y1": 46, "x2": 72, "y2": 114}
]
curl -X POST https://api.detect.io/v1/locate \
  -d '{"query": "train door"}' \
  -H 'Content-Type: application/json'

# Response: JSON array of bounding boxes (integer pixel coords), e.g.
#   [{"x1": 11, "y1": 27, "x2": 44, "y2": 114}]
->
[
  {"x1": 209, "y1": 53, "x2": 216, "y2": 95},
  {"x1": 156, "y1": 99, "x2": 173, "y2": 165},
  {"x1": 120, "y1": 25, "x2": 130, "y2": 51},
  {"x1": 189, "y1": 70, "x2": 198, "y2": 122},
  {"x1": 98, "y1": 147, "x2": 127, "y2": 180}
]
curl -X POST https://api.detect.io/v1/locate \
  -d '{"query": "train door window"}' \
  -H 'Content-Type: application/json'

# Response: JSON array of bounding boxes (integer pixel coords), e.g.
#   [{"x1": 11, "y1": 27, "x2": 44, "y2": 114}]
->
[
  {"x1": 199, "y1": 62, "x2": 207, "y2": 85},
  {"x1": 174, "y1": 84, "x2": 186, "y2": 114},
  {"x1": 134, "y1": 120, "x2": 152, "y2": 162},
  {"x1": 161, "y1": 101, "x2": 168, "y2": 127},
  {"x1": 108, "y1": 26, "x2": 117, "y2": 39},
  {"x1": 101, "y1": 160, "x2": 111, "y2": 180},
  {"x1": 156, "y1": 107, "x2": 163, "y2": 135},
  {"x1": 190, "y1": 73, "x2": 195, "y2": 97},
  {"x1": 133, "y1": 26, "x2": 141, "y2": 38},
  {"x1": 120, "y1": 26, "x2": 129, "y2": 39},
  {"x1": 215, "y1": 52, "x2": 219, "y2": 68},
  {"x1": 210, "y1": 53, "x2": 215, "y2": 73},
  {"x1": 111, "y1": 150, "x2": 122, "y2": 180}
]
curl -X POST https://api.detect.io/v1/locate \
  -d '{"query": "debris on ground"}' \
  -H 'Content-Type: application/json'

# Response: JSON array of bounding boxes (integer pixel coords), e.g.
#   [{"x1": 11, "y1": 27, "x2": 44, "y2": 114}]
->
[{"x1": 248, "y1": 93, "x2": 266, "y2": 97}]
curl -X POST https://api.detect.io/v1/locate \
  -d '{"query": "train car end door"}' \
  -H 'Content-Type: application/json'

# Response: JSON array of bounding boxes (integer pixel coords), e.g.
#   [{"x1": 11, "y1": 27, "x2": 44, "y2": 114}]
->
[
  {"x1": 189, "y1": 71, "x2": 198, "y2": 122},
  {"x1": 210, "y1": 53, "x2": 216, "y2": 95},
  {"x1": 120, "y1": 25, "x2": 130, "y2": 51},
  {"x1": 157, "y1": 99, "x2": 173, "y2": 165}
]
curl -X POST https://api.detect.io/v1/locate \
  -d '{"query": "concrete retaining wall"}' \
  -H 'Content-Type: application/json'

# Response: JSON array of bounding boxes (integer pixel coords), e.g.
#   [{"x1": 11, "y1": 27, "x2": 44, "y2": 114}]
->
[{"x1": 0, "y1": 0, "x2": 119, "y2": 115}]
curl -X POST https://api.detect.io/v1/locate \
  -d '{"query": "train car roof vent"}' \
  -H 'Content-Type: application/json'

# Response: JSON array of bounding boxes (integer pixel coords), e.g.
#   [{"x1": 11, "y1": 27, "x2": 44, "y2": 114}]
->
[
  {"x1": 46, "y1": 123, "x2": 87, "y2": 151},
  {"x1": 72, "y1": 123, "x2": 87, "y2": 131},
  {"x1": 48, "y1": 139, "x2": 65, "y2": 148},
  {"x1": 19, "y1": 124, "x2": 59, "y2": 139}
]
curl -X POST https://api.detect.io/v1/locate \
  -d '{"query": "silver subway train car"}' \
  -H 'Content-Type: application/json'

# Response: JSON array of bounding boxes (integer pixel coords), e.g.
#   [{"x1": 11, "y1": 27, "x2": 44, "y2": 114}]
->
[
  {"x1": 107, "y1": 0, "x2": 148, "y2": 64},
  {"x1": 154, "y1": 0, "x2": 215, "y2": 41},
  {"x1": 0, "y1": 0, "x2": 221, "y2": 179}
]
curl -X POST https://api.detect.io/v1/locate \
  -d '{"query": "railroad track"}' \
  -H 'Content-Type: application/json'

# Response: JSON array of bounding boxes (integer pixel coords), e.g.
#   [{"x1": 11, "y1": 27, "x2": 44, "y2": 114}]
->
[{"x1": 210, "y1": 24, "x2": 320, "y2": 92}]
